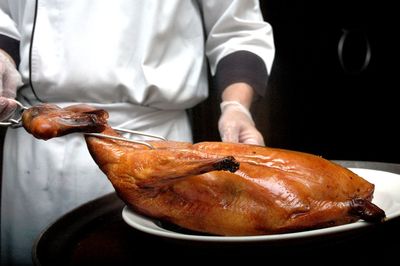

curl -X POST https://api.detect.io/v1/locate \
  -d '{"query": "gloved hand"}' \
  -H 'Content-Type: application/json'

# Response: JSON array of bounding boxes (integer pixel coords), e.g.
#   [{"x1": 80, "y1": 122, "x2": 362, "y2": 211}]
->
[
  {"x1": 218, "y1": 101, "x2": 265, "y2": 146},
  {"x1": 0, "y1": 49, "x2": 22, "y2": 121}
]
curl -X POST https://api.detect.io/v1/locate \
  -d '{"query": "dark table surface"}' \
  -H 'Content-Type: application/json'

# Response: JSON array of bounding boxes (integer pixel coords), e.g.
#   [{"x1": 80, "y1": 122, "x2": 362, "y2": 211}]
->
[{"x1": 32, "y1": 161, "x2": 400, "y2": 266}]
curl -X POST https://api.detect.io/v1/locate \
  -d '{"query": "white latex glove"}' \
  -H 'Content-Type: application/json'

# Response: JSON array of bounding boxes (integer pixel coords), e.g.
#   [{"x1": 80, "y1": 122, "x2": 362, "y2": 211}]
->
[
  {"x1": 218, "y1": 101, "x2": 265, "y2": 146},
  {"x1": 0, "y1": 49, "x2": 22, "y2": 121}
]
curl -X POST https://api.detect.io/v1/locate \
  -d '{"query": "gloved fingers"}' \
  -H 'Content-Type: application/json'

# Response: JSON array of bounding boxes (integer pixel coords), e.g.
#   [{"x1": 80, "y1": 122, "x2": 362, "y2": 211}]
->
[
  {"x1": 219, "y1": 100, "x2": 266, "y2": 146},
  {"x1": 218, "y1": 118, "x2": 240, "y2": 143},
  {"x1": 0, "y1": 60, "x2": 21, "y2": 120},
  {"x1": 218, "y1": 107, "x2": 265, "y2": 146},
  {"x1": 0, "y1": 96, "x2": 18, "y2": 121},
  {"x1": 237, "y1": 126, "x2": 265, "y2": 146},
  {"x1": 0, "y1": 50, "x2": 22, "y2": 98},
  {"x1": 1, "y1": 70, "x2": 21, "y2": 98}
]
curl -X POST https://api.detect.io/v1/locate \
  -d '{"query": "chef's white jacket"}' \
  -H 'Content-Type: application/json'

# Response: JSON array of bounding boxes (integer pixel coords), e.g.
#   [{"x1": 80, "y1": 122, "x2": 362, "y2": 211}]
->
[{"x1": 0, "y1": 0, "x2": 274, "y2": 264}]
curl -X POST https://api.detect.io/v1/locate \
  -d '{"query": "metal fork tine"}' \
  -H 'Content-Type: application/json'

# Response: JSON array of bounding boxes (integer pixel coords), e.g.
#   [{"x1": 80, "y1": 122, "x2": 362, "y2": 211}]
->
[
  {"x1": 84, "y1": 132, "x2": 155, "y2": 149},
  {"x1": 112, "y1": 127, "x2": 166, "y2": 141},
  {"x1": 0, "y1": 99, "x2": 28, "y2": 127},
  {"x1": 10, "y1": 99, "x2": 29, "y2": 110},
  {"x1": 85, "y1": 127, "x2": 167, "y2": 149}
]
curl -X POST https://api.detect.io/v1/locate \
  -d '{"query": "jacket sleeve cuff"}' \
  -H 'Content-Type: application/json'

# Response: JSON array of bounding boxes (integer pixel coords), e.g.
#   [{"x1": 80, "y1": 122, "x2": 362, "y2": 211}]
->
[
  {"x1": 213, "y1": 50, "x2": 269, "y2": 97},
  {"x1": 0, "y1": 34, "x2": 20, "y2": 66}
]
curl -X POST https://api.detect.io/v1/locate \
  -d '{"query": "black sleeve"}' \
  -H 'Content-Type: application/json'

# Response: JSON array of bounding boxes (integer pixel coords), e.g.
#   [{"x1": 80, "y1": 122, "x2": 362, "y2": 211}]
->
[
  {"x1": 213, "y1": 50, "x2": 269, "y2": 97},
  {"x1": 0, "y1": 34, "x2": 20, "y2": 66}
]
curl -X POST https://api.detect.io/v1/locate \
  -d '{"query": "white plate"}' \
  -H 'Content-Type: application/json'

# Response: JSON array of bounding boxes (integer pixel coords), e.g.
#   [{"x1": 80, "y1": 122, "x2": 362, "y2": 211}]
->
[{"x1": 122, "y1": 168, "x2": 400, "y2": 243}]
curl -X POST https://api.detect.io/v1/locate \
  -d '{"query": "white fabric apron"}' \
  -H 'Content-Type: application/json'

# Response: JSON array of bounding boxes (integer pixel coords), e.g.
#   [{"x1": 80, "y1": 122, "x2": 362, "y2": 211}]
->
[{"x1": 1, "y1": 101, "x2": 192, "y2": 265}]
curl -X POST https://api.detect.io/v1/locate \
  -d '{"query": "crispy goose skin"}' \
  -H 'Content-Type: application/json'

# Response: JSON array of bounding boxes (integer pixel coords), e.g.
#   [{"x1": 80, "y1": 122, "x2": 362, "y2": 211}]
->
[
  {"x1": 21, "y1": 103, "x2": 108, "y2": 140},
  {"x1": 85, "y1": 127, "x2": 385, "y2": 236},
  {"x1": 21, "y1": 103, "x2": 386, "y2": 235}
]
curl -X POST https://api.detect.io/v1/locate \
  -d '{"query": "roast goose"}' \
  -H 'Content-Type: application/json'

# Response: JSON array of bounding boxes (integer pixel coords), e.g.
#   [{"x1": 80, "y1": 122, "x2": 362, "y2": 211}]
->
[{"x1": 21, "y1": 103, "x2": 386, "y2": 236}]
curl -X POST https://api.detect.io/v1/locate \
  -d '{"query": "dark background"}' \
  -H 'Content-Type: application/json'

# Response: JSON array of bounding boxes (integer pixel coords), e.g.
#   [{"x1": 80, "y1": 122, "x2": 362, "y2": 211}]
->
[{"x1": 193, "y1": 0, "x2": 399, "y2": 164}]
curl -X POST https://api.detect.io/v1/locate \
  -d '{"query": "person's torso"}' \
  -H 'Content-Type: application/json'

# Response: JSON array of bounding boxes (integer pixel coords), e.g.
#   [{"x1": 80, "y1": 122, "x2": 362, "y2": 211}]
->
[{"x1": 12, "y1": 0, "x2": 208, "y2": 109}]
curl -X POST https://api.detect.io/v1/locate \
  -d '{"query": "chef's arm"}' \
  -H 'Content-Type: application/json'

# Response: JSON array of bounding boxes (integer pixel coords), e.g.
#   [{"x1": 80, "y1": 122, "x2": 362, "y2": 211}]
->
[
  {"x1": 219, "y1": 82, "x2": 265, "y2": 145},
  {"x1": 215, "y1": 51, "x2": 267, "y2": 146},
  {"x1": 197, "y1": 0, "x2": 274, "y2": 145},
  {"x1": 0, "y1": 7, "x2": 23, "y2": 120},
  {"x1": 0, "y1": 4, "x2": 22, "y2": 94},
  {"x1": 221, "y1": 82, "x2": 253, "y2": 110},
  {"x1": 0, "y1": 36, "x2": 20, "y2": 66},
  {"x1": 0, "y1": 34, "x2": 22, "y2": 99}
]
